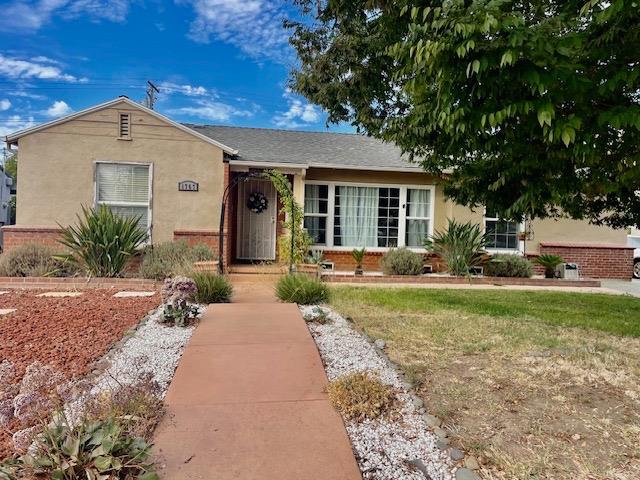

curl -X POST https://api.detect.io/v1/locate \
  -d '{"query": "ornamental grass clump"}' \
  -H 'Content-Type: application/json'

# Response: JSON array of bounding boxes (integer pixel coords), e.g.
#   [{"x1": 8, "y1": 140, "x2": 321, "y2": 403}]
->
[
  {"x1": 0, "y1": 243, "x2": 78, "y2": 278},
  {"x1": 191, "y1": 271, "x2": 233, "y2": 304},
  {"x1": 425, "y1": 219, "x2": 487, "y2": 276},
  {"x1": 484, "y1": 254, "x2": 533, "y2": 278},
  {"x1": 380, "y1": 247, "x2": 424, "y2": 275},
  {"x1": 57, "y1": 205, "x2": 147, "y2": 277},
  {"x1": 139, "y1": 241, "x2": 213, "y2": 280},
  {"x1": 327, "y1": 372, "x2": 396, "y2": 421},
  {"x1": 275, "y1": 274, "x2": 329, "y2": 305}
]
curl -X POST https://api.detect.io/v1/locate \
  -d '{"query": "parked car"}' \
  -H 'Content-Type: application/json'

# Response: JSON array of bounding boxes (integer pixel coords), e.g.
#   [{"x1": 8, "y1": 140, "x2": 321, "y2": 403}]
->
[{"x1": 635, "y1": 248, "x2": 640, "y2": 279}]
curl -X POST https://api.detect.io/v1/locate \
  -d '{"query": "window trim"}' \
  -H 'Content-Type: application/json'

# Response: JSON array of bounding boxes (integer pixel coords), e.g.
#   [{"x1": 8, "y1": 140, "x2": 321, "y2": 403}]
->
[
  {"x1": 94, "y1": 161, "x2": 153, "y2": 242},
  {"x1": 483, "y1": 208, "x2": 524, "y2": 254},
  {"x1": 303, "y1": 184, "x2": 329, "y2": 245},
  {"x1": 304, "y1": 180, "x2": 435, "y2": 252}
]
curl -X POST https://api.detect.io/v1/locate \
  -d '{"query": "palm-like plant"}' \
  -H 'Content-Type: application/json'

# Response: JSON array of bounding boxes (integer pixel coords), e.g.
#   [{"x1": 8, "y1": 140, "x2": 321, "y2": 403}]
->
[
  {"x1": 424, "y1": 220, "x2": 487, "y2": 276},
  {"x1": 57, "y1": 205, "x2": 147, "y2": 277},
  {"x1": 534, "y1": 253, "x2": 564, "y2": 278},
  {"x1": 352, "y1": 248, "x2": 366, "y2": 275}
]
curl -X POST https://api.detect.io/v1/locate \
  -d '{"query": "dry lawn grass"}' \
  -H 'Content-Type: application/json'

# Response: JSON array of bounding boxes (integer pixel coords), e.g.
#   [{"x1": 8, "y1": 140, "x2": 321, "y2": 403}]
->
[{"x1": 330, "y1": 287, "x2": 640, "y2": 480}]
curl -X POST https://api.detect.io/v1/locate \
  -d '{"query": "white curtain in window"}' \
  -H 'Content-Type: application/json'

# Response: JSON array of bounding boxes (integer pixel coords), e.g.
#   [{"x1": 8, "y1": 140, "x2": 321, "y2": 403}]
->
[
  {"x1": 339, "y1": 186, "x2": 378, "y2": 247},
  {"x1": 406, "y1": 189, "x2": 430, "y2": 247},
  {"x1": 304, "y1": 184, "x2": 321, "y2": 213}
]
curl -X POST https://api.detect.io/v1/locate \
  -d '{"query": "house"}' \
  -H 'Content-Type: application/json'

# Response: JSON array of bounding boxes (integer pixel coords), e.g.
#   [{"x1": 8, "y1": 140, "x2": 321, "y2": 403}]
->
[{"x1": 2, "y1": 97, "x2": 634, "y2": 279}]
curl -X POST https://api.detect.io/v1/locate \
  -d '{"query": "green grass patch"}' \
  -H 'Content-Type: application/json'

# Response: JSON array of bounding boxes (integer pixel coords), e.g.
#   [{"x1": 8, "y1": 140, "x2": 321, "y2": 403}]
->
[{"x1": 330, "y1": 287, "x2": 640, "y2": 337}]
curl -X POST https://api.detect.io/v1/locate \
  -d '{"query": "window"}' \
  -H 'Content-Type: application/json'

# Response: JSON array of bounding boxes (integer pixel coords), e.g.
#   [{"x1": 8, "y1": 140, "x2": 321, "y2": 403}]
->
[
  {"x1": 96, "y1": 162, "x2": 151, "y2": 233},
  {"x1": 484, "y1": 211, "x2": 520, "y2": 250},
  {"x1": 118, "y1": 112, "x2": 131, "y2": 139},
  {"x1": 303, "y1": 182, "x2": 433, "y2": 250},
  {"x1": 303, "y1": 184, "x2": 328, "y2": 245},
  {"x1": 405, "y1": 188, "x2": 431, "y2": 247}
]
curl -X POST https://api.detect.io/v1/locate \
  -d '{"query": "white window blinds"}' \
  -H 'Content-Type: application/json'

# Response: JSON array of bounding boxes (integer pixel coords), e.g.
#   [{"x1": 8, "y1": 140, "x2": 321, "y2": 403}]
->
[{"x1": 96, "y1": 163, "x2": 150, "y2": 230}]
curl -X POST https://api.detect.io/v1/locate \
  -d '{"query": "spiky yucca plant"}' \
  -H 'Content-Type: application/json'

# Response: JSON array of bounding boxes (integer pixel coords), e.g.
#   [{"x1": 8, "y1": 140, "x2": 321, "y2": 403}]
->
[
  {"x1": 424, "y1": 220, "x2": 487, "y2": 276},
  {"x1": 57, "y1": 205, "x2": 147, "y2": 277}
]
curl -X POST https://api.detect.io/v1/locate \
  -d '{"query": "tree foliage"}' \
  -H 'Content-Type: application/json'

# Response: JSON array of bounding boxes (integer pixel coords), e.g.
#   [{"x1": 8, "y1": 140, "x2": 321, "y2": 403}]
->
[{"x1": 287, "y1": 0, "x2": 640, "y2": 227}]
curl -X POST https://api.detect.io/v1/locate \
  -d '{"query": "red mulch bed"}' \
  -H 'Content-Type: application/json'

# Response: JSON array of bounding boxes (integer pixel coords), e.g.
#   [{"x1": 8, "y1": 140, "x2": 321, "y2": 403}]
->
[{"x1": 0, "y1": 289, "x2": 160, "y2": 459}]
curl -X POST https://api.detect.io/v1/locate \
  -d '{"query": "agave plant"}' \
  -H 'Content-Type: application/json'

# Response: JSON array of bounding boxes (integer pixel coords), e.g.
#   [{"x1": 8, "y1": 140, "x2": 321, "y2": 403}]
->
[
  {"x1": 534, "y1": 253, "x2": 564, "y2": 278},
  {"x1": 424, "y1": 220, "x2": 487, "y2": 276},
  {"x1": 57, "y1": 205, "x2": 147, "y2": 277},
  {"x1": 351, "y1": 248, "x2": 366, "y2": 275}
]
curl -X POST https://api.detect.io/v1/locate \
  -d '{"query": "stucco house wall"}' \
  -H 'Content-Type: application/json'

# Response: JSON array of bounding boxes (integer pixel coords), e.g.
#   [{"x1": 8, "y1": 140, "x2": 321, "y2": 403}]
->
[{"x1": 13, "y1": 102, "x2": 225, "y2": 244}]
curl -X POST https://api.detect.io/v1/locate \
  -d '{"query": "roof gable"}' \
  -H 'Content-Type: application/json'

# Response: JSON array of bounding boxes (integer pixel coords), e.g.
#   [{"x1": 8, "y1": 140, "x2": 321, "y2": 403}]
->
[{"x1": 4, "y1": 97, "x2": 238, "y2": 155}]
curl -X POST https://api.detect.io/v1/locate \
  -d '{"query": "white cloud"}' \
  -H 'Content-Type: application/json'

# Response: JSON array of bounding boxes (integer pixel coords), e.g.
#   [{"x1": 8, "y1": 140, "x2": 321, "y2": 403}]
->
[
  {"x1": 179, "y1": 0, "x2": 291, "y2": 63},
  {"x1": 159, "y1": 82, "x2": 208, "y2": 97},
  {"x1": 169, "y1": 99, "x2": 254, "y2": 122},
  {"x1": 45, "y1": 100, "x2": 72, "y2": 117},
  {"x1": 0, "y1": 54, "x2": 83, "y2": 82},
  {"x1": 0, "y1": 99, "x2": 11, "y2": 111},
  {"x1": 0, "y1": 0, "x2": 130, "y2": 32},
  {"x1": 273, "y1": 91, "x2": 321, "y2": 129},
  {"x1": 0, "y1": 115, "x2": 36, "y2": 137}
]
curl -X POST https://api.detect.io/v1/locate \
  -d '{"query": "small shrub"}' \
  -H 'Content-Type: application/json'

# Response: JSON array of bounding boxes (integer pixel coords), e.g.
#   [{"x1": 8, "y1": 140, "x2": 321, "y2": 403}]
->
[
  {"x1": 535, "y1": 253, "x2": 565, "y2": 278},
  {"x1": 0, "y1": 243, "x2": 77, "y2": 277},
  {"x1": 192, "y1": 272, "x2": 233, "y2": 303},
  {"x1": 57, "y1": 205, "x2": 147, "y2": 277},
  {"x1": 327, "y1": 372, "x2": 396, "y2": 421},
  {"x1": 425, "y1": 219, "x2": 487, "y2": 276},
  {"x1": 275, "y1": 274, "x2": 329, "y2": 304},
  {"x1": 7, "y1": 417, "x2": 159, "y2": 480},
  {"x1": 484, "y1": 254, "x2": 533, "y2": 278},
  {"x1": 160, "y1": 276, "x2": 199, "y2": 326},
  {"x1": 140, "y1": 241, "x2": 214, "y2": 280},
  {"x1": 303, "y1": 306, "x2": 330, "y2": 324},
  {"x1": 380, "y1": 247, "x2": 423, "y2": 275}
]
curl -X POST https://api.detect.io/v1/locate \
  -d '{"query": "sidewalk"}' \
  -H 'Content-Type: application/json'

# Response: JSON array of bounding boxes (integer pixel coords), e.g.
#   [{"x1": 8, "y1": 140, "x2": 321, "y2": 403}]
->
[{"x1": 153, "y1": 303, "x2": 362, "y2": 480}]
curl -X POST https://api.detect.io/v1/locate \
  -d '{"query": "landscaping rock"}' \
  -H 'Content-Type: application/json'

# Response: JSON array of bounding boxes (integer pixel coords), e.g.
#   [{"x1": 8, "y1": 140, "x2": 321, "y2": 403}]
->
[
  {"x1": 422, "y1": 414, "x2": 441, "y2": 428},
  {"x1": 455, "y1": 468, "x2": 480, "y2": 480},
  {"x1": 37, "y1": 291, "x2": 82, "y2": 297},
  {"x1": 433, "y1": 426, "x2": 448, "y2": 440},
  {"x1": 436, "y1": 439, "x2": 450, "y2": 450},
  {"x1": 374, "y1": 339, "x2": 386, "y2": 349},
  {"x1": 0, "y1": 308, "x2": 16, "y2": 315},
  {"x1": 463, "y1": 456, "x2": 480, "y2": 470},
  {"x1": 406, "y1": 459, "x2": 433, "y2": 479},
  {"x1": 449, "y1": 448, "x2": 464, "y2": 461},
  {"x1": 412, "y1": 396, "x2": 424, "y2": 409},
  {"x1": 113, "y1": 291, "x2": 157, "y2": 298}
]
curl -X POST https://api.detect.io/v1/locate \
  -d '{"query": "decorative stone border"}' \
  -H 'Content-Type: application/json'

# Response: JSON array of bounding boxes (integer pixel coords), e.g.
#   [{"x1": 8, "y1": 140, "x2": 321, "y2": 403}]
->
[
  {"x1": 302, "y1": 305, "x2": 480, "y2": 480},
  {"x1": 0, "y1": 276, "x2": 161, "y2": 290}
]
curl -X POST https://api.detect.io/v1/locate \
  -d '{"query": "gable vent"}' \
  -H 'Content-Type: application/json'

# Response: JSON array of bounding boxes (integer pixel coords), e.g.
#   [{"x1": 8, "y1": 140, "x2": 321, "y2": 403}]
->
[{"x1": 119, "y1": 112, "x2": 131, "y2": 138}]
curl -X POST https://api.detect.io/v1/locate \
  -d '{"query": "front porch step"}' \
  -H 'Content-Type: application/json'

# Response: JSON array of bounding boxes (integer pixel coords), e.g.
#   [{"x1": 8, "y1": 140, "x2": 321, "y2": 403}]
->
[{"x1": 228, "y1": 264, "x2": 287, "y2": 275}]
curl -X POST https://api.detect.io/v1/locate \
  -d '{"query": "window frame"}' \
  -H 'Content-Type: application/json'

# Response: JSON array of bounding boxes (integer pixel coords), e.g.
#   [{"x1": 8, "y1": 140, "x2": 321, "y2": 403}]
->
[
  {"x1": 304, "y1": 180, "x2": 435, "y2": 252},
  {"x1": 303, "y1": 184, "x2": 329, "y2": 246},
  {"x1": 93, "y1": 161, "x2": 153, "y2": 242},
  {"x1": 483, "y1": 208, "x2": 524, "y2": 254}
]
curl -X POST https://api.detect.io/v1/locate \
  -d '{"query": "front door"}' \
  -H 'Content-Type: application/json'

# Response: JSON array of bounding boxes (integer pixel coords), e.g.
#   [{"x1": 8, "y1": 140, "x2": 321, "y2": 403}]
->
[{"x1": 236, "y1": 178, "x2": 277, "y2": 261}]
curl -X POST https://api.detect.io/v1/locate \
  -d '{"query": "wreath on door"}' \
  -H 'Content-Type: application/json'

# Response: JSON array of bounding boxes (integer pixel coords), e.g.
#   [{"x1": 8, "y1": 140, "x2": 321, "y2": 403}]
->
[{"x1": 247, "y1": 191, "x2": 269, "y2": 214}]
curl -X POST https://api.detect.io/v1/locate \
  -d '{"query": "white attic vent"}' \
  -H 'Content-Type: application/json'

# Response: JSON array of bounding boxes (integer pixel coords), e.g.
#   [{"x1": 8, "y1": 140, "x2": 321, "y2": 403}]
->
[{"x1": 119, "y1": 112, "x2": 131, "y2": 139}]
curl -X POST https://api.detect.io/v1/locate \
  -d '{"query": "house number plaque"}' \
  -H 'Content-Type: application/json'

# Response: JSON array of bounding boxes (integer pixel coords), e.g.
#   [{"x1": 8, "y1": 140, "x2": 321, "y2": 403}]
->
[{"x1": 178, "y1": 180, "x2": 199, "y2": 192}]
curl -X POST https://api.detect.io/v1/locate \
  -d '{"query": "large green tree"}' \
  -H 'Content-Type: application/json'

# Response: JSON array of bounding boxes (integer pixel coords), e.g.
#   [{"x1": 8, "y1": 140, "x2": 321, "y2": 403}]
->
[{"x1": 287, "y1": 0, "x2": 640, "y2": 227}]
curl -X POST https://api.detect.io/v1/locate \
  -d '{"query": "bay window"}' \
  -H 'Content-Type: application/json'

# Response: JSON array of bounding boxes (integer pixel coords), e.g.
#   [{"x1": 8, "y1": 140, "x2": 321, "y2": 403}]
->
[
  {"x1": 303, "y1": 182, "x2": 433, "y2": 250},
  {"x1": 95, "y1": 162, "x2": 151, "y2": 234}
]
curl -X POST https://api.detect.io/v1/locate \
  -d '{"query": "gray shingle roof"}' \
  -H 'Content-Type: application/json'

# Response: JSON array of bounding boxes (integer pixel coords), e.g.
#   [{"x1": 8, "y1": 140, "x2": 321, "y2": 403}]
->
[{"x1": 183, "y1": 124, "x2": 422, "y2": 171}]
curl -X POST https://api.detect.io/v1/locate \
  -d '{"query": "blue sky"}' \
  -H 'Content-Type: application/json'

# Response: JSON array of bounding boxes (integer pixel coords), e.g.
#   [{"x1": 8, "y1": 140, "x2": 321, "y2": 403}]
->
[{"x1": 0, "y1": 0, "x2": 347, "y2": 137}]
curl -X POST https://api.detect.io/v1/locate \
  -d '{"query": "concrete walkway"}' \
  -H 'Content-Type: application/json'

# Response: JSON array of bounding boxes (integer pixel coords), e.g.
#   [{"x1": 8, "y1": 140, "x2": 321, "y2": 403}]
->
[{"x1": 153, "y1": 303, "x2": 362, "y2": 480}]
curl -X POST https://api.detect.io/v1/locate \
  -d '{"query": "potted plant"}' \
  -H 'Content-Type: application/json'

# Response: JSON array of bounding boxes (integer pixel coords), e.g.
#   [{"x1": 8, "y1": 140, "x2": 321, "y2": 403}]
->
[
  {"x1": 534, "y1": 254, "x2": 564, "y2": 278},
  {"x1": 297, "y1": 249, "x2": 323, "y2": 277},
  {"x1": 352, "y1": 248, "x2": 366, "y2": 276}
]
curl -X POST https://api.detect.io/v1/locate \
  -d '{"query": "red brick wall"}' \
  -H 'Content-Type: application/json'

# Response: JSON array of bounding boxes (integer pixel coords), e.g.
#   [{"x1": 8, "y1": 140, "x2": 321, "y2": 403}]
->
[
  {"x1": 320, "y1": 250, "x2": 444, "y2": 272},
  {"x1": 537, "y1": 243, "x2": 633, "y2": 280},
  {"x1": 2, "y1": 226, "x2": 63, "y2": 252}
]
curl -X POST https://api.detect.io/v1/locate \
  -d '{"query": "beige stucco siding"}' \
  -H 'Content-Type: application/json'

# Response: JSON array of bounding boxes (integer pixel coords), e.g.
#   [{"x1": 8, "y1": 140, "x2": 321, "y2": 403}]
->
[
  {"x1": 16, "y1": 103, "x2": 224, "y2": 243},
  {"x1": 526, "y1": 218, "x2": 626, "y2": 253}
]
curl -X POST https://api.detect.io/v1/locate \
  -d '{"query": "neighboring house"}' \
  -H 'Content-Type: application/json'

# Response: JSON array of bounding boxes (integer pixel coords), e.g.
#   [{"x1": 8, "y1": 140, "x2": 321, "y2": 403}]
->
[{"x1": 2, "y1": 97, "x2": 633, "y2": 279}]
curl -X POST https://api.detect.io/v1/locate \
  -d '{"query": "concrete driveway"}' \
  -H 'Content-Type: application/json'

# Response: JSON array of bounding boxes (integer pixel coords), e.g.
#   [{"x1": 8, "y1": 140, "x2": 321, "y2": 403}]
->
[{"x1": 601, "y1": 279, "x2": 640, "y2": 298}]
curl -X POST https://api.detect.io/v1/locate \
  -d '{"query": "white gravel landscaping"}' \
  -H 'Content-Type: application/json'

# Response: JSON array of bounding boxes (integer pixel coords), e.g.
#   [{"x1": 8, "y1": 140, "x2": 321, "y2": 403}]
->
[
  {"x1": 91, "y1": 305, "x2": 201, "y2": 396},
  {"x1": 301, "y1": 305, "x2": 460, "y2": 480}
]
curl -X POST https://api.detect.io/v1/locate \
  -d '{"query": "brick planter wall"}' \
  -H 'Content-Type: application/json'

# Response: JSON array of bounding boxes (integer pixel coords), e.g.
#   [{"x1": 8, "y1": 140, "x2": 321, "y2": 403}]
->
[
  {"x1": 0, "y1": 276, "x2": 161, "y2": 290},
  {"x1": 537, "y1": 243, "x2": 633, "y2": 280},
  {"x1": 320, "y1": 250, "x2": 445, "y2": 273},
  {"x1": 1, "y1": 226, "x2": 63, "y2": 252}
]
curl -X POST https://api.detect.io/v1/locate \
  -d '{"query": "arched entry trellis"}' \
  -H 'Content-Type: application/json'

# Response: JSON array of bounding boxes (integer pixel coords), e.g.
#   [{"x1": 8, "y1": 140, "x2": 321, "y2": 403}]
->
[{"x1": 218, "y1": 169, "x2": 297, "y2": 274}]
